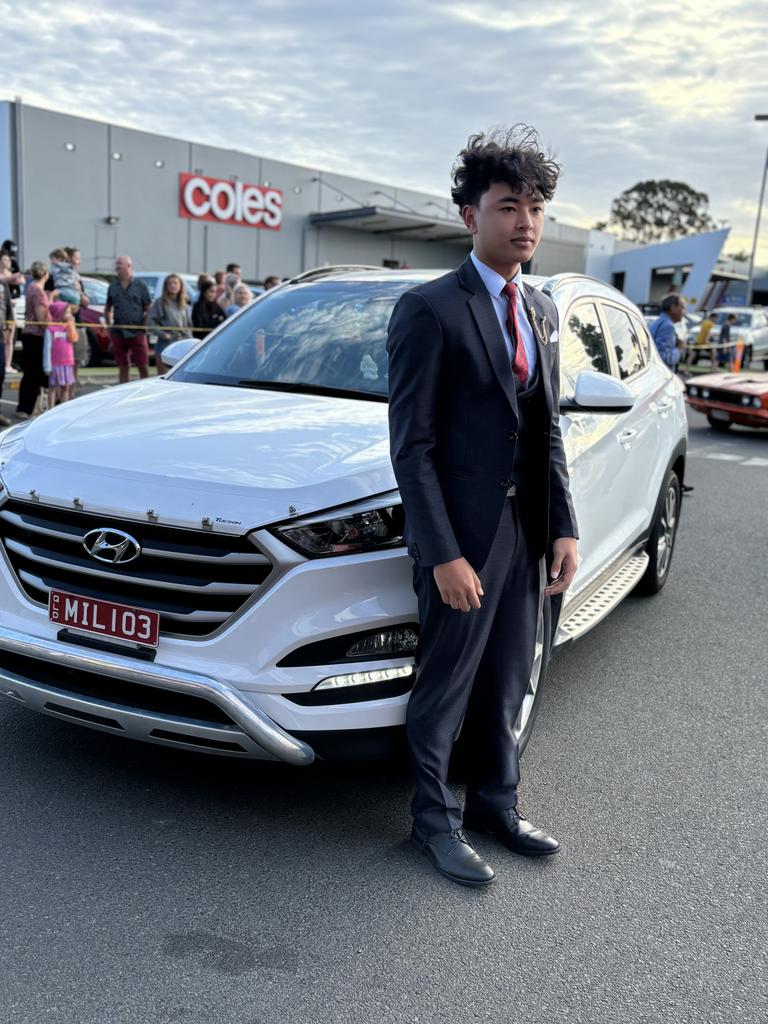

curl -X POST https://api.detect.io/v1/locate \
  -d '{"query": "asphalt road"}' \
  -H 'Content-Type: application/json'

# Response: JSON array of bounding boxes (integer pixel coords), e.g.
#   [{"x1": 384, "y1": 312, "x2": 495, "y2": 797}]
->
[{"x1": 0, "y1": 408, "x2": 766, "y2": 1024}]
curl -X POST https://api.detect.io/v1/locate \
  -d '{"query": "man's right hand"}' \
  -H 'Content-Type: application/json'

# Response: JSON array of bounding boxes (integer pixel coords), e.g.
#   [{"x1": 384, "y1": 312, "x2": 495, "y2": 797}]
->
[{"x1": 433, "y1": 558, "x2": 484, "y2": 612}]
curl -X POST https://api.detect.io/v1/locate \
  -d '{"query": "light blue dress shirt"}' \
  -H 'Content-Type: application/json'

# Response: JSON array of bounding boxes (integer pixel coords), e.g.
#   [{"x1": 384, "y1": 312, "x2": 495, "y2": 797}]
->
[{"x1": 470, "y1": 250, "x2": 538, "y2": 384}]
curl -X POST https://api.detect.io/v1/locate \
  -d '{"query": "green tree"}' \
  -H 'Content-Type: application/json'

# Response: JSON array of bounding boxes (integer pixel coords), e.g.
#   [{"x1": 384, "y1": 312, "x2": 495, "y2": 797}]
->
[{"x1": 608, "y1": 180, "x2": 716, "y2": 244}]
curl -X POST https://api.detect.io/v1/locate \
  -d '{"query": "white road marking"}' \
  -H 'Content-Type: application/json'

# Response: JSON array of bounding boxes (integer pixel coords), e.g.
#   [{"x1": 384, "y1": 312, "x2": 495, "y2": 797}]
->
[{"x1": 688, "y1": 449, "x2": 768, "y2": 468}]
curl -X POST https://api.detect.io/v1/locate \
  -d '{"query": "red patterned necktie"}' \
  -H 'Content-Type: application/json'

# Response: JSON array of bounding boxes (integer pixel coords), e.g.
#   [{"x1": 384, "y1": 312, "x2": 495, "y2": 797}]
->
[{"x1": 502, "y1": 281, "x2": 529, "y2": 384}]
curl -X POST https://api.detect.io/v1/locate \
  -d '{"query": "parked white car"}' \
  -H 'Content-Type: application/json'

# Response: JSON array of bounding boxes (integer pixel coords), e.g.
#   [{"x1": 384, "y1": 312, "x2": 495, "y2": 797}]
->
[
  {"x1": 0, "y1": 268, "x2": 687, "y2": 764},
  {"x1": 711, "y1": 307, "x2": 768, "y2": 369}
]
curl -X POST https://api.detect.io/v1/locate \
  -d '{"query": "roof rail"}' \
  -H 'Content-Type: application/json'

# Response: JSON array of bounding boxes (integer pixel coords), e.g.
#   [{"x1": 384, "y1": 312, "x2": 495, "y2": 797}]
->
[{"x1": 285, "y1": 264, "x2": 390, "y2": 285}]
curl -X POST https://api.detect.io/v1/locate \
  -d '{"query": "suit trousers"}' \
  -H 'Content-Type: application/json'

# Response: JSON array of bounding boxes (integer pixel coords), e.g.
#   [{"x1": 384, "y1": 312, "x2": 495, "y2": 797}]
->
[{"x1": 406, "y1": 497, "x2": 543, "y2": 834}]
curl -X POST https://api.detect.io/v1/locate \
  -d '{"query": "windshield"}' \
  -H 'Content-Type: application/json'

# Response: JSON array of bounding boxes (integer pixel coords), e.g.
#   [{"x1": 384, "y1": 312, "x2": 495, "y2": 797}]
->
[
  {"x1": 171, "y1": 279, "x2": 419, "y2": 399},
  {"x1": 82, "y1": 278, "x2": 108, "y2": 305},
  {"x1": 713, "y1": 311, "x2": 751, "y2": 328},
  {"x1": 136, "y1": 275, "x2": 160, "y2": 299}
]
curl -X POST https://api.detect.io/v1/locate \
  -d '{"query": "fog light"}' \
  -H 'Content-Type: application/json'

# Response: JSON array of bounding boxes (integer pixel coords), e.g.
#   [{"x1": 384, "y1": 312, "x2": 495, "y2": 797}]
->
[
  {"x1": 314, "y1": 665, "x2": 415, "y2": 691},
  {"x1": 345, "y1": 628, "x2": 419, "y2": 658}
]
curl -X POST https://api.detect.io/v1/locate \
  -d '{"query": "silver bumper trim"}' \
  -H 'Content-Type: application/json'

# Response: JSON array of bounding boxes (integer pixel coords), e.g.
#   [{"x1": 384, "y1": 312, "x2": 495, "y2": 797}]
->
[{"x1": 0, "y1": 625, "x2": 315, "y2": 766}]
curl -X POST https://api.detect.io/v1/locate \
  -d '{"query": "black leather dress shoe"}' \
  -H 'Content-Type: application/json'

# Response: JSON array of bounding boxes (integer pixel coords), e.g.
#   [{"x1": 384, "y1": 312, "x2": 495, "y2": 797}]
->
[
  {"x1": 411, "y1": 824, "x2": 495, "y2": 887},
  {"x1": 463, "y1": 806, "x2": 560, "y2": 857}
]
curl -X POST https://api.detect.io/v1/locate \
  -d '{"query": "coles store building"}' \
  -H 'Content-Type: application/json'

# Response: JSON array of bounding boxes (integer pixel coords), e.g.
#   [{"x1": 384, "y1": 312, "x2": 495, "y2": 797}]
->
[{"x1": 0, "y1": 100, "x2": 592, "y2": 281}]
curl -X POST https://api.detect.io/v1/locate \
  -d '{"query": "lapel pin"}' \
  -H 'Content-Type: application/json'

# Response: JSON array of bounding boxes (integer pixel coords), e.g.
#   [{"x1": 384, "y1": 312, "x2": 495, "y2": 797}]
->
[{"x1": 531, "y1": 308, "x2": 548, "y2": 345}]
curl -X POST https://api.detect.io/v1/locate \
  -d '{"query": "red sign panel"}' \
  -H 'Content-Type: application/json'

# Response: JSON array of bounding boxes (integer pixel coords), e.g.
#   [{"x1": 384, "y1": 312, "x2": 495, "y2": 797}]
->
[
  {"x1": 178, "y1": 173, "x2": 283, "y2": 230},
  {"x1": 49, "y1": 589, "x2": 160, "y2": 648}
]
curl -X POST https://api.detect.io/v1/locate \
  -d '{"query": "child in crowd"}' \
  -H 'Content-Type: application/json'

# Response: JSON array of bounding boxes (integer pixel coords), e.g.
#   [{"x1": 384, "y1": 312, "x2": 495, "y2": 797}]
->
[
  {"x1": 718, "y1": 314, "x2": 737, "y2": 369},
  {"x1": 43, "y1": 300, "x2": 78, "y2": 408},
  {"x1": 48, "y1": 248, "x2": 80, "y2": 305}
]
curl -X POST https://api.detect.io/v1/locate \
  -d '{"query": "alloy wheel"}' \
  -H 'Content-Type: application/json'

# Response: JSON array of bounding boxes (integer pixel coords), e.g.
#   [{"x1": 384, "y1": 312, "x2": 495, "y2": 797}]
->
[
  {"x1": 514, "y1": 604, "x2": 545, "y2": 743},
  {"x1": 656, "y1": 485, "x2": 678, "y2": 580}
]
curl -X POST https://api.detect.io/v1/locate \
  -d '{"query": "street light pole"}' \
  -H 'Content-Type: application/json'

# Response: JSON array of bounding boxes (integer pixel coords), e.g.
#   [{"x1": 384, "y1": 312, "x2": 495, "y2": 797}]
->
[{"x1": 746, "y1": 114, "x2": 768, "y2": 307}]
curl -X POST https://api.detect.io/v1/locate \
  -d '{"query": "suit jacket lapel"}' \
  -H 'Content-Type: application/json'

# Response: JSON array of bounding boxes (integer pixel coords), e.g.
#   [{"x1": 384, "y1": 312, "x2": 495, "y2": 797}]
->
[
  {"x1": 458, "y1": 257, "x2": 519, "y2": 419},
  {"x1": 522, "y1": 288, "x2": 554, "y2": 419}
]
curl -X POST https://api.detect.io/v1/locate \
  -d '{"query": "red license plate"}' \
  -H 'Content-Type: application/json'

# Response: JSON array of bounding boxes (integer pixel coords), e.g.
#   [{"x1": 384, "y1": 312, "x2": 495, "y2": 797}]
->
[{"x1": 49, "y1": 590, "x2": 160, "y2": 648}]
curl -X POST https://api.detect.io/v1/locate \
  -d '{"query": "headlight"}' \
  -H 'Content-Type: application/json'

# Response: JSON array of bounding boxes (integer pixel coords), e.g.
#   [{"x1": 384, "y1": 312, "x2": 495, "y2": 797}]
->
[
  {"x1": 701, "y1": 388, "x2": 710, "y2": 399},
  {"x1": 753, "y1": 397, "x2": 763, "y2": 409},
  {"x1": 345, "y1": 627, "x2": 419, "y2": 658},
  {"x1": 741, "y1": 395, "x2": 751, "y2": 406},
  {"x1": 688, "y1": 386, "x2": 699, "y2": 397},
  {"x1": 274, "y1": 502, "x2": 405, "y2": 556}
]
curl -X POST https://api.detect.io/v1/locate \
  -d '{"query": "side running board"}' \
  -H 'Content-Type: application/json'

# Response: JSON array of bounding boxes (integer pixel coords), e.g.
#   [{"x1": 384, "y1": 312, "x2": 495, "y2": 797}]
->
[{"x1": 555, "y1": 552, "x2": 650, "y2": 645}]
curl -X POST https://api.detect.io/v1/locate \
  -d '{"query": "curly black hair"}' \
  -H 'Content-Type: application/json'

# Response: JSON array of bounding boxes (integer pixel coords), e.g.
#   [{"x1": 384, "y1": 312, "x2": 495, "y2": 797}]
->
[{"x1": 450, "y1": 126, "x2": 561, "y2": 209}]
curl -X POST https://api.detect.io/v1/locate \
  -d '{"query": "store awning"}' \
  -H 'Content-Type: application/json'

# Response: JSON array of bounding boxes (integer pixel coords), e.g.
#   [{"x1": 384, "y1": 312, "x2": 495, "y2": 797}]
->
[{"x1": 309, "y1": 206, "x2": 470, "y2": 244}]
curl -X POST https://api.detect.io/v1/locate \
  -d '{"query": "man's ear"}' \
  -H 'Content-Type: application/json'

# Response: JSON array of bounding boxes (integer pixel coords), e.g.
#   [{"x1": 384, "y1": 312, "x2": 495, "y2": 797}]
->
[{"x1": 461, "y1": 205, "x2": 477, "y2": 234}]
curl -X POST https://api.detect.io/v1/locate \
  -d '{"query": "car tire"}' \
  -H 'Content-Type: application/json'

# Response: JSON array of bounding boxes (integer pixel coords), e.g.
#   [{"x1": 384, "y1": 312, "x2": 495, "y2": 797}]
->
[
  {"x1": 87, "y1": 331, "x2": 103, "y2": 367},
  {"x1": 707, "y1": 415, "x2": 732, "y2": 432},
  {"x1": 637, "y1": 470, "x2": 681, "y2": 595}
]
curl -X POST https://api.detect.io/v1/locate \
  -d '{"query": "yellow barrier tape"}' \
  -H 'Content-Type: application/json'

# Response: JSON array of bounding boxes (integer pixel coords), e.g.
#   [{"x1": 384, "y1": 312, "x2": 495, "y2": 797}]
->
[{"x1": 3, "y1": 319, "x2": 209, "y2": 334}]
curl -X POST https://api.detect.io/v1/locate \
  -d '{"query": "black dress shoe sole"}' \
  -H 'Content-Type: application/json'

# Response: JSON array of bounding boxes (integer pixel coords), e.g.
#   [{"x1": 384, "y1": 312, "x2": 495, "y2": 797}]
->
[
  {"x1": 464, "y1": 821, "x2": 560, "y2": 857},
  {"x1": 411, "y1": 836, "x2": 495, "y2": 888}
]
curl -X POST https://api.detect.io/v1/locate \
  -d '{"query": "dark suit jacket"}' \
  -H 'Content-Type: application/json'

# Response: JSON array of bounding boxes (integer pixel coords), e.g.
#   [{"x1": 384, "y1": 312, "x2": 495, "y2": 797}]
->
[{"x1": 387, "y1": 255, "x2": 578, "y2": 570}]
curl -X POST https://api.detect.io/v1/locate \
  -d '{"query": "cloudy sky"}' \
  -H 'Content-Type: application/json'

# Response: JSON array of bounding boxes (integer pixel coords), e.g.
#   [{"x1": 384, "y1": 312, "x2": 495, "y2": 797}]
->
[{"x1": 3, "y1": 0, "x2": 768, "y2": 261}]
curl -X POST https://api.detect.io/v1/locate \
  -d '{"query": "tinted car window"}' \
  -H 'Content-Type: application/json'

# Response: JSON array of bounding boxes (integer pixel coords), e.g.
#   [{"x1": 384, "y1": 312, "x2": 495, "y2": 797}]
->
[
  {"x1": 713, "y1": 311, "x2": 751, "y2": 328},
  {"x1": 172, "y1": 279, "x2": 416, "y2": 398},
  {"x1": 602, "y1": 303, "x2": 646, "y2": 379},
  {"x1": 135, "y1": 275, "x2": 160, "y2": 300},
  {"x1": 560, "y1": 302, "x2": 612, "y2": 391}
]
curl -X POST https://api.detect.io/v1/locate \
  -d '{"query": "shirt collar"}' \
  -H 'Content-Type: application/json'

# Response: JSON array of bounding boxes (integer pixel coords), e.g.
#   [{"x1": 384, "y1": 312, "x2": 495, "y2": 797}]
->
[{"x1": 470, "y1": 250, "x2": 524, "y2": 300}]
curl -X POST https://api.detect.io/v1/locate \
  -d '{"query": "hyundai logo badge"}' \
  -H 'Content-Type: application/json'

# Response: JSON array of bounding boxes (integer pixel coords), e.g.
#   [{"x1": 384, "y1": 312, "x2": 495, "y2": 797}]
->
[{"x1": 82, "y1": 528, "x2": 141, "y2": 565}]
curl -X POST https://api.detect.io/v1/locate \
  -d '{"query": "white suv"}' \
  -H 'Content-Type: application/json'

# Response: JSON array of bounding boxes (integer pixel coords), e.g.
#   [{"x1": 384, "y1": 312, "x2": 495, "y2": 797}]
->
[{"x1": 0, "y1": 268, "x2": 687, "y2": 764}]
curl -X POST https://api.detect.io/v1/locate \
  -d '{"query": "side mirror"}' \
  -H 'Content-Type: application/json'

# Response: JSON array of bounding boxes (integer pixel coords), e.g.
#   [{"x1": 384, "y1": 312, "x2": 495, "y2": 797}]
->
[
  {"x1": 561, "y1": 370, "x2": 635, "y2": 413},
  {"x1": 161, "y1": 337, "x2": 200, "y2": 368}
]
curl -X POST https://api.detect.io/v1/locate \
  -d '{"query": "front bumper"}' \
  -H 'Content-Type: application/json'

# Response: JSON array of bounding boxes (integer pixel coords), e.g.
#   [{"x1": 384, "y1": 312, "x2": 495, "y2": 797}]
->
[
  {"x1": 687, "y1": 397, "x2": 768, "y2": 428},
  {"x1": 0, "y1": 624, "x2": 315, "y2": 764}
]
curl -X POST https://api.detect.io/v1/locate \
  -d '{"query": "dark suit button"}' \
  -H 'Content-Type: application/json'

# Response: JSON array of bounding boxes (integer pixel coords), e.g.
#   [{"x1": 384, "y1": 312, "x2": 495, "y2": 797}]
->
[{"x1": 499, "y1": 479, "x2": 510, "y2": 488}]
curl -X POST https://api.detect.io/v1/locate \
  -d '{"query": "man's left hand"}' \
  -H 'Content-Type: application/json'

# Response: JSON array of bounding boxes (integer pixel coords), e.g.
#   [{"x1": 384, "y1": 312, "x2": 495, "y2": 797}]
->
[{"x1": 544, "y1": 537, "x2": 578, "y2": 596}]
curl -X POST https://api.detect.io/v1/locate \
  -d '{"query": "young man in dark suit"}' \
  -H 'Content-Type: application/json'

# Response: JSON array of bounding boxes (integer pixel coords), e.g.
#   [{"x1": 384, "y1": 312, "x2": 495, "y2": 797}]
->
[{"x1": 387, "y1": 127, "x2": 579, "y2": 887}]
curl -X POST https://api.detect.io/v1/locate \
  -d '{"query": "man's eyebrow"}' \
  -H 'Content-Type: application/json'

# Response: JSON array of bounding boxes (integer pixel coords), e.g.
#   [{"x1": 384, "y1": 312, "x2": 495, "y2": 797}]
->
[{"x1": 494, "y1": 194, "x2": 544, "y2": 204}]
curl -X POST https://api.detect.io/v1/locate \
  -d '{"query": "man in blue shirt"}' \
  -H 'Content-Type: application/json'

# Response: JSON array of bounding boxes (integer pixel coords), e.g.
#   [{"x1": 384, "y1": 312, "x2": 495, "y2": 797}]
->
[{"x1": 650, "y1": 294, "x2": 686, "y2": 368}]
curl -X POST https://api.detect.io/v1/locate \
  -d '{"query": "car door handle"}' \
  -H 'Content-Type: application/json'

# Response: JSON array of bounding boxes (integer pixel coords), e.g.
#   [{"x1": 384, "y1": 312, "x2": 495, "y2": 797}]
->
[
  {"x1": 617, "y1": 428, "x2": 638, "y2": 448},
  {"x1": 649, "y1": 397, "x2": 675, "y2": 416}
]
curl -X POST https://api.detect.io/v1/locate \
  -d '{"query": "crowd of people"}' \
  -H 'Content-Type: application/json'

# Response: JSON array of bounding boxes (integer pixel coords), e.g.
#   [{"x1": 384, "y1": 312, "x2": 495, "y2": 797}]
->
[
  {"x1": 649, "y1": 294, "x2": 741, "y2": 374},
  {"x1": 0, "y1": 240, "x2": 283, "y2": 424}
]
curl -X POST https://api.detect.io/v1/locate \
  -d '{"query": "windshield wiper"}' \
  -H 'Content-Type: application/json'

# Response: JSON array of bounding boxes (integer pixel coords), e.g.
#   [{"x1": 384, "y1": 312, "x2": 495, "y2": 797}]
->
[{"x1": 235, "y1": 380, "x2": 386, "y2": 401}]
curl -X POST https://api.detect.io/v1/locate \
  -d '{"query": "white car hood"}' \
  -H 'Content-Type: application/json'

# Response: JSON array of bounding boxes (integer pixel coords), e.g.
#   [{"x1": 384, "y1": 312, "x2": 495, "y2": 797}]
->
[{"x1": 0, "y1": 380, "x2": 396, "y2": 531}]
